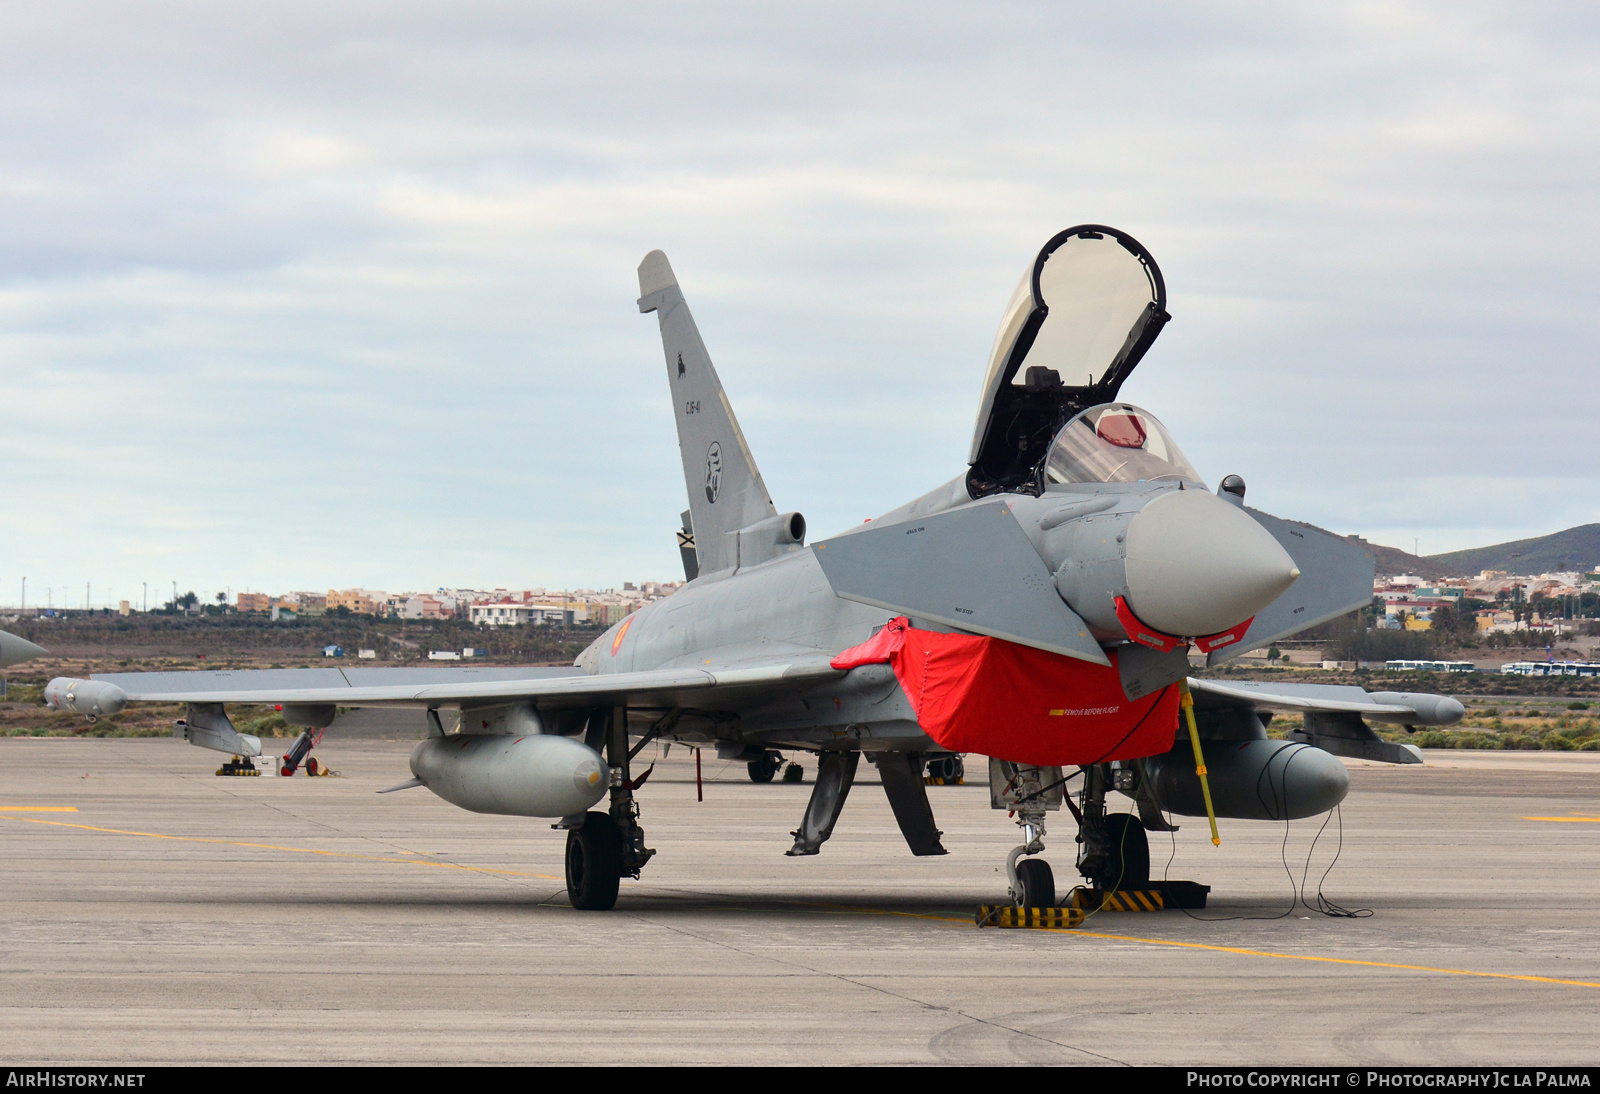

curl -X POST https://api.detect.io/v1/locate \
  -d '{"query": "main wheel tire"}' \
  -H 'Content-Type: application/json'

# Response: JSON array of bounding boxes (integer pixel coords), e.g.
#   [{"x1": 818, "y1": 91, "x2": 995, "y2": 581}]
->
[
  {"x1": 1015, "y1": 857, "x2": 1055, "y2": 908},
  {"x1": 1099, "y1": 813, "x2": 1150, "y2": 889},
  {"x1": 747, "y1": 751, "x2": 780, "y2": 783},
  {"x1": 565, "y1": 811, "x2": 623, "y2": 911},
  {"x1": 782, "y1": 762, "x2": 804, "y2": 783}
]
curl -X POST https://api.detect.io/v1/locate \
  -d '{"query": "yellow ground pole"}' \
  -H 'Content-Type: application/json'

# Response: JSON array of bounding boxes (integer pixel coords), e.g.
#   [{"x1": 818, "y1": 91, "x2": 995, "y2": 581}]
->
[{"x1": 1178, "y1": 680, "x2": 1221, "y2": 846}]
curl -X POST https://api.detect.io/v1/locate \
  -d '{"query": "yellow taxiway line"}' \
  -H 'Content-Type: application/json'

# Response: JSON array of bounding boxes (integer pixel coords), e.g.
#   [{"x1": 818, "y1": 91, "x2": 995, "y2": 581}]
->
[
  {"x1": 5, "y1": 816, "x2": 562, "y2": 881},
  {"x1": 0, "y1": 806, "x2": 78, "y2": 812},
  {"x1": 846, "y1": 911, "x2": 1600, "y2": 990},
  {"x1": 1049, "y1": 927, "x2": 1600, "y2": 989},
  {"x1": 1523, "y1": 816, "x2": 1600, "y2": 823}
]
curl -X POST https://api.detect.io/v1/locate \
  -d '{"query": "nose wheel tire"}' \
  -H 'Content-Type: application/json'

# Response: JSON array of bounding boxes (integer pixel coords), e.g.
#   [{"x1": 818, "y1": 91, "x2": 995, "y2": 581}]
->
[
  {"x1": 565, "y1": 811, "x2": 623, "y2": 911},
  {"x1": 1096, "y1": 813, "x2": 1150, "y2": 890},
  {"x1": 1014, "y1": 858, "x2": 1056, "y2": 908}
]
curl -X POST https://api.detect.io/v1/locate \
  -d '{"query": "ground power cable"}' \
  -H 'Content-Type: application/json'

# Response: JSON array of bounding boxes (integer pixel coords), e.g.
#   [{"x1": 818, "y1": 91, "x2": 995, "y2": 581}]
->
[
  {"x1": 1143, "y1": 738, "x2": 1369, "y2": 922},
  {"x1": 1258, "y1": 743, "x2": 1371, "y2": 919}
]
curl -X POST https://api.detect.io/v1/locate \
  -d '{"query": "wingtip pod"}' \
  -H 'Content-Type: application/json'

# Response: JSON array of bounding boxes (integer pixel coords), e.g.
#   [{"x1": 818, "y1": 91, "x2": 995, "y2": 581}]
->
[
  {"x1": 637, "y1": 249, "x2": 678, "y2": 302},
  {"x1": 43, "y1": 678, "x2": 127, "y2": 717},
  {"x1": 1367, "y1": 692, "x2": 1466, "y2": 726}
]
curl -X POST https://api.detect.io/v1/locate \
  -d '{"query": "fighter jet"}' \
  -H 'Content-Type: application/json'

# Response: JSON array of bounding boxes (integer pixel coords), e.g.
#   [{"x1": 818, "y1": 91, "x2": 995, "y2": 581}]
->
[{"x1": 47, "y1": 225, "x2": 1463, "y2": 911}]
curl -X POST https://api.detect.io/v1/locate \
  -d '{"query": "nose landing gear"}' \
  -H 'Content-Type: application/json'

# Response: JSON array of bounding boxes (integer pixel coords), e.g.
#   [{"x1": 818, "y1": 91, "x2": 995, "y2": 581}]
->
[
  {"x1": 988, "y1": 759, "x2": 1182, "y2": 919},
  {"x1": 990, "y1": 760, "x2": 1064, "y2": 907}
]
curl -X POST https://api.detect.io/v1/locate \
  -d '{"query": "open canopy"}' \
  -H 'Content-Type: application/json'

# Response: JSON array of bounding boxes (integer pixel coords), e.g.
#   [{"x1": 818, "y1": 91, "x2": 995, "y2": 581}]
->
[{"x1": 967, "y1": 226, "x2": 1168, "y2": 495}]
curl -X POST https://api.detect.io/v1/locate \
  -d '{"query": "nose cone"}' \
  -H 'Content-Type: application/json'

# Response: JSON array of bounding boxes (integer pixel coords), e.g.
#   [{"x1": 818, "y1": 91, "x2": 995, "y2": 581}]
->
[
  {"x1": 1123, "y1": 489, "x2": 1299, "y2": 637},
  {"x1": 0, "y1": 630, "x2": 48, "y2": 668}
]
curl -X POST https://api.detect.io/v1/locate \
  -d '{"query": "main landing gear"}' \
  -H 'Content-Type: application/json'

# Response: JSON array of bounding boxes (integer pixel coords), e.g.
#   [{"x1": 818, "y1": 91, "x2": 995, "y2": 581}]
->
[
  {"x1": 563, "y1": 707, "x2": 654, "y2": 911},
  {"x1": 747, "y1": 750, "x2": 804, "y2": 783},
  {"x1": 565, "y1": 810, "x2": 623, "y2": 910}
]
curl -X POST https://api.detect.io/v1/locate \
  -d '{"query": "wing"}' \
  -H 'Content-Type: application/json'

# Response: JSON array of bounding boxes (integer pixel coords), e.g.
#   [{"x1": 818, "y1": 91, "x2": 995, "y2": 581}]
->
[
  {"x1": 1188, "y1": 677, "x2": 1465, "y2": 765},
  {"x1": 85, "y1": 658, "x2": 843, "y2": 711}
]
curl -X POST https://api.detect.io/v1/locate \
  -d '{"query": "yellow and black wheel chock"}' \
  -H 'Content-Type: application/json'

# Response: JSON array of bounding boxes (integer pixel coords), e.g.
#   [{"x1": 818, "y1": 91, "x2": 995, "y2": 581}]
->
[
  {"x1": 975, "y1": 905, "x2": 1086, "y2": 929},
  {"x1": 1071, "y1": 881, "x2": 1211, "y2": 912},
  {"x1": 1073, "y1": 888, "x2": 1163, "y2": 911},
  {"x1": 976, "y1": 881, "x2": 1210, "y2": 927},
  {"x1": 922, "y1": 776, "x2": 964, "y2": 786}
]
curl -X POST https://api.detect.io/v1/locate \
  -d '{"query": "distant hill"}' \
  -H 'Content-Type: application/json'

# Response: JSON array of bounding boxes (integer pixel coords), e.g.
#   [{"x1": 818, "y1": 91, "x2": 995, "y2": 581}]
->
[
  {"x1": 1364, "y1": 541, "x2": 1451, "y2": 581},
  {"x1": 1297, "y1": 523, "x2": 1600, "y2": 581},
  {"x1": 1424, "y1": 524, "x2": 1600, "y2": 577}
]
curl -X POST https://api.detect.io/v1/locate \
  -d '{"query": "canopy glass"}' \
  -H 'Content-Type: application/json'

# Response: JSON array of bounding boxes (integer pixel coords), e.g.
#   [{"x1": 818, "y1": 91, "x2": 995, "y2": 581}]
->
[{"x1": 1043, "y1": 403, "x2": 1204, "y2": 487}]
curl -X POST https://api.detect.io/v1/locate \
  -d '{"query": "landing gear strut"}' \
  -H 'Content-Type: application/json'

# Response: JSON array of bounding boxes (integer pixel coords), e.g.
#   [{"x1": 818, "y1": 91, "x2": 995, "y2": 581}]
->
[
  {"x1": 1075, "y1": 764, "x2": 1150, "y2": 890},
  {"x1": 998, "y1": 761, "x2": 1054, "y2": 907},
  {"x1": 987, "y1": 759, "x2": 1200, "y2": 917},
  {"x1": 564, "y1": 706, "x2": 653, "y2": 911},
  {"x1": 990, "y1": 760, "x2": 1155, "y2": 905}
]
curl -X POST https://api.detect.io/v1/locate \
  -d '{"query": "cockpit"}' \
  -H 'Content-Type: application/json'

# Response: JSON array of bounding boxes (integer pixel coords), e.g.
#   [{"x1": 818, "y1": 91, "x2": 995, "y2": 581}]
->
[
  {"x1": 1043, "y1": 403, "x2": 1204, "y2": 487},
  {"x1": 966, "y1": 225, "x2": 1173, "y2": 497}
]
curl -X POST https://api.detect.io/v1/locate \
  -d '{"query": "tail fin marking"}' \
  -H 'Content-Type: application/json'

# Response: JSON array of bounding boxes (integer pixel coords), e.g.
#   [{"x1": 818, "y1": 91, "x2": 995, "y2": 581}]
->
[{"x1": 638, "y1": 250, "x2": 776, "y2": 575}]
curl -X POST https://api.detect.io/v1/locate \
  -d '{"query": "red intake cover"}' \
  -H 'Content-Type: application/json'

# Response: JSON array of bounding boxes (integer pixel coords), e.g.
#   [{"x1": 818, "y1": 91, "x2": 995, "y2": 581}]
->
[{"x1": 831, "y1": 618, "x2": 1179, "y2": 767}]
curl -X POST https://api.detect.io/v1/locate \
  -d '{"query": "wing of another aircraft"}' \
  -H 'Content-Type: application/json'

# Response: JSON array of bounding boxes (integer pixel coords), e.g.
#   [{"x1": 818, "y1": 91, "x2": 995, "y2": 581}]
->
[{"x1": 0, "y1": 629, "x2": 47, "y2": 668}]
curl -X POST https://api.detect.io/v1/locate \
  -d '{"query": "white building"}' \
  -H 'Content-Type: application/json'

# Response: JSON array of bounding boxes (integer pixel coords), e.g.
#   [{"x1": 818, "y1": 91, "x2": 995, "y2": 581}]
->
[{"x1": 470, "y1": 600, "x2": 591, "y2": 627}]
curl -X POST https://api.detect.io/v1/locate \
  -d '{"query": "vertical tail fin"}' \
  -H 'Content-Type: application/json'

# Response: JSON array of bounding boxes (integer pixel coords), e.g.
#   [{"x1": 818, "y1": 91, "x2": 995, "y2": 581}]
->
[{"x1": 638, "y1": 250, "x2": 776, "y2": 575}]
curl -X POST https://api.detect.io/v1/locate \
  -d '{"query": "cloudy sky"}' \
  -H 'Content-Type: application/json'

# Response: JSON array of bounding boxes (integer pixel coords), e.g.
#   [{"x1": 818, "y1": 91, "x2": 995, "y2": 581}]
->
[{"x1": 2, "y1": 2, "x2": 1596, "y2": 608}]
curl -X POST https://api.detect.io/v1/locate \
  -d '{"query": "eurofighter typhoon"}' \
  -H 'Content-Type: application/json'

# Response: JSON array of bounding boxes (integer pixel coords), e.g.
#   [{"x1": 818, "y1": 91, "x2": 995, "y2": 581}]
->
[{"x1": 47, "y1": 226, "x2": 1463, "y2": 911}]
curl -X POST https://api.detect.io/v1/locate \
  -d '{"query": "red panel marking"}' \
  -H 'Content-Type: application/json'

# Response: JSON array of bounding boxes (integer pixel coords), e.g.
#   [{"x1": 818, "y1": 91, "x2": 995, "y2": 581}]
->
[
  {"x1": 611, "y1": 615, "x2": 635, "y2": 656},
  {"x1": 1195, "y1": 618, "x2": 1254, "y2": 654},
  {"x1": 1113, "y1": 596, "x2": 1182, "y2": 652}
]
